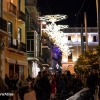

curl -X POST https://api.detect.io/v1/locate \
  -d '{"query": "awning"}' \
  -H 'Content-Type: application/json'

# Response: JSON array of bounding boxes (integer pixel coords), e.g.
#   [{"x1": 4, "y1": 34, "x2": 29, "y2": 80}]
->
[
  {"x1": 6, "y1": 57, "x2": 16, "y2": 64},
  {"x1": 17, "y1": 60, "x2": 28, "y2": 66}
]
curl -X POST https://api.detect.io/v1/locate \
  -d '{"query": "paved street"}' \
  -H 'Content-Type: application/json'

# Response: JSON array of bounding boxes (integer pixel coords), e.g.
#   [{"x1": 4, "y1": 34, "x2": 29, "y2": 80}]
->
[{"x1": 17, "y1": 90, "x2": 36, "y2": 100}]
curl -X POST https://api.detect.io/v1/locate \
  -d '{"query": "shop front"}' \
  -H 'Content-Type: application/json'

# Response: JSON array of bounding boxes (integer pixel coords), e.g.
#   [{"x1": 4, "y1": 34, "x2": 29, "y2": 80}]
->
[{"x1": 5, "y1": 51, "x2": 28, "y2": 78}]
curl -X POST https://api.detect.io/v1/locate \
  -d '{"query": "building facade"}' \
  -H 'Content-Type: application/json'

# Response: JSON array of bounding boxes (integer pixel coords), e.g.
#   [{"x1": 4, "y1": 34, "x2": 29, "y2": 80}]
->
[
  {"x1": 62, "y1": 27, "x2": 98, "y2": 73},
  {"x1": 0, "y1": 0, "x2": 28, "y2": 79},
  {"x1": 25, "y1": 0, "x2": 40, "y2": 78}
]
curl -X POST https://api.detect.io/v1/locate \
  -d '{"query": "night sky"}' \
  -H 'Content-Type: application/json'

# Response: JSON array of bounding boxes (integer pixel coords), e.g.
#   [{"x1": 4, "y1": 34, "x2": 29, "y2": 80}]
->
[{"x1": 37, "y1": 0, "x2": 97, "y2": 27}]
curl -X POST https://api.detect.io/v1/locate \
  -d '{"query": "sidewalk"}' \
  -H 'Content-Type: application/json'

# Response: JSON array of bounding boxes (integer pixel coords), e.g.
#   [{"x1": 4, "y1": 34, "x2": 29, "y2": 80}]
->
[{"x1": 17, "y1": 90, "x2": 36, "y2": 100}]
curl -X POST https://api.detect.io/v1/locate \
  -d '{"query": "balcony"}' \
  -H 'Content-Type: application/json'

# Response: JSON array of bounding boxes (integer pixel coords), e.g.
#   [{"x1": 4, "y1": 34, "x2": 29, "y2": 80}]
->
[
  {"x1": 19, "y1": 42, "x2": 26, "y2": 53},
  {"x1": 0, "y1": 17, "x2": 10, "y2": 37},
  {"x1": 26, "y1": 21, "x2": 37, "y2": 31},
  {"x1": 7, "y1": 2, "x2": 17, "y2": 17},
  {"x1": 67, "y1": 41, "x2": 98, "y2": 46},
  {"x1": 7, "y1": 37, "x2": 18, "y2": 51},
  {"x1": 25, "y1": 0, "x2": 37, "y2": 6},
  {"x1": 18, "y1": 11, "x2": 25, "y2": 23}
]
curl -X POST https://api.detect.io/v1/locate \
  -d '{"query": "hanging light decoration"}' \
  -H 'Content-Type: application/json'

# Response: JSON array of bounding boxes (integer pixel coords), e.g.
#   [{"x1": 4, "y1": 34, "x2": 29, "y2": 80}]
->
[{"x1": 39, "y1": 14, "x2": 72, "y2": 56}]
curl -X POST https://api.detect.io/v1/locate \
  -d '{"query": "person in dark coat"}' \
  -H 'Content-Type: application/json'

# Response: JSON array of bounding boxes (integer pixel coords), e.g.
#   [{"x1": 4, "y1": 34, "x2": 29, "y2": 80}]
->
[
  {"x1": 12, "y1": 73, "x2": 19, "y2": 100},
  {"x1": 86, "y1": 69, "x2": 99, "y2": 100},
  {"x1": 40, "y1": 71, "x2": 51, "y2": 100},
  {"x1": 0, "y1": 75, "x2": 9, "y2": 100},
  {"x1": 4, "y1": 74, "x2": 10, "y2": 89}
]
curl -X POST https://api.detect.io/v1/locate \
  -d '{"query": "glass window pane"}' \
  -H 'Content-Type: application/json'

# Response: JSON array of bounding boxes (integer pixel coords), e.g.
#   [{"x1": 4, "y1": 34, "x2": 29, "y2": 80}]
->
[
  {"x1": 93, "y1": 36, "x2": 96, "y2": 42},
  {"x1": 8, "y1": 22, "x2": 12, "y2": 34},
  {"x1": 0, "y1": 0, "x2": 2, "y2": 17},
  {"x1": 19, "y1": 66, "x2": 24, "y2": 78},
  {"x1": 27, "y1": 40, "x2": 30, "y2": 51},
  {"x1": 18, "y1": 27, "x2": 21, "y2": 42},
  {"x1": 27, "y1": 35, "x2": 34, "y2": 39},
  {"x1": 31, "y1": 40, "x2": 34, "y2": 51}
]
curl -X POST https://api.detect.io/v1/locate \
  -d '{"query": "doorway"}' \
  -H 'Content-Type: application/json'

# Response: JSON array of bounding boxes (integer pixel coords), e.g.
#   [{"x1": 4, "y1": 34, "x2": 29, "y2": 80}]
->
[
  {"x1": 15, "y1": 65, "x2": 19, "y2": 77},
  {"x1": 9, "y1": 64, "x2": 14, "y2": 77}
]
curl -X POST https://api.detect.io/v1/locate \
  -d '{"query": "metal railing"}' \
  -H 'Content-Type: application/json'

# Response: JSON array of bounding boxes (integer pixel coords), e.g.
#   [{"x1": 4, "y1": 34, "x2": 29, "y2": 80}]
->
[
  {"x1": 18, "y1": 11, "x2": 25, "y2": 22},
  {"x1": 67, "y1": 41, "x2": 98, "y2": 46},
  {"x1": 7, "y1": 37, "x2": 18, "y2": 49},
  {"x1": 0, "y1": 17, "x2": 7, "y2": 32},
  {"x1": 26, "y1": 21, "x2": 38, "y2": 31},
  {"x1": 19, "y1": 42, "x2": 26, "y2": 52},
  {"x1": 7, "y1": 2, "x2": 17, "y2": 15}
]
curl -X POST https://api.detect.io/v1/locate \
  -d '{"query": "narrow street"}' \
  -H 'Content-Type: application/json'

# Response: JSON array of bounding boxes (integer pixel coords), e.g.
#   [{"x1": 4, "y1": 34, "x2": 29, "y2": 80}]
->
[{"x1": 18, "y1": 90, "x2": 36, "y2": 100}]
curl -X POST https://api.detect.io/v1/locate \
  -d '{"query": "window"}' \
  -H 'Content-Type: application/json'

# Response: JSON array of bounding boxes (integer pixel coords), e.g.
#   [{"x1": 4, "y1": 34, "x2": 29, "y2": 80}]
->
[
  {"x1": 31, "y1": 40, "x2": 34, "y2": 51},
  {"x1": 27, "y1": 40, "x2": 30, "y2": 51},
  {"x1": 19, "y1": 66, "x2": 24, "y2": 77},
  {"x1": 27, "y1": 39, "x2": 34, "y2": 51},
  {"x1": 27, "y1": 32, "x2": 34, "y2": 52},
  {"x1": 68, "y1": 36, "x2": 71, "y2": 41},
  {"x1": 0, "y1": 0, "x2": 2, "y2": 17},
  {"x1": 8, "y1": 21, "x2": 12, "y2": 34},
  {"x1": 18, "y1": 0, "x2": 21, "y2": 10},
  {"x1": 18, "y1": 27, "x2": 21, "y2": 42},
  {"x1": 83, "y1": 36, "x2": 86, "y2": 42},
  {"x1": 8, "y1": 21, "x2": 12, "y2": 47},
  {"x1": 93, "y1": 36, "x2": 97, "y2": 42},
  {"x1": 68, "y1": 53, "x2": 72, "y2": 59}
]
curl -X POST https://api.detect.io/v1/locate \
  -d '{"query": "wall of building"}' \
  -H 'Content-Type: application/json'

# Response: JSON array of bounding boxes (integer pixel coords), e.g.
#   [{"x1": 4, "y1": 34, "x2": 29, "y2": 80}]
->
[{"x1": 1, "y1": 0, "x2": 28, "y2": 78}]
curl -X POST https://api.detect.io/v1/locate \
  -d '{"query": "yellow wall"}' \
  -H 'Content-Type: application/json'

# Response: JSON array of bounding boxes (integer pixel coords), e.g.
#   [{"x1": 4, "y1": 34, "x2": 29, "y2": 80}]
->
[
  {"x1": 5, "y1": 51, "x2": 27, "y2": 61},
  {"x1": 24, "y1": 66, "x2": 27, "y2": 78},
  {"x1": 3, "y1": 0, "x2": 25, "y2": 43},
  {"x1": 2, "y1": 0, "x2": 27, "y2": 79},
  {"x1": 21, "y1": 0, "x2": 25, "y2": 13},
  {"x1": 3, "y1": 0, "x2": 17, "y2": 11},
  {"x1": 5, "y1": 63, "x2": 9, "y2": 75}
]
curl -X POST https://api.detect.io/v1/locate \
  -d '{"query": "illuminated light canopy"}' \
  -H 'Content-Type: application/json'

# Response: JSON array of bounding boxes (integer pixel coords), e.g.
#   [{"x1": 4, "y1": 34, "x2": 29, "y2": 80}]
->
[
  {"x1": 39, "y1": 14, "x2": 72, "y2": 56},
  {"x1": 39, "y1": 14, "x2": 68, "y2": 22}
]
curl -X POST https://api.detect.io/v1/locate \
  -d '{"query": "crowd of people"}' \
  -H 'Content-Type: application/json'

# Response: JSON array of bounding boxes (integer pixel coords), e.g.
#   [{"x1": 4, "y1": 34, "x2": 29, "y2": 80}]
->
[
  {"x1": 0, "y1": 68, "x2": 100, "y2": 100},
  {"x1": 2, "y1": 73, "x2": 29, "y2": 100},
  {"x1": 33, "y1": 69, "x2": 100, "y2": 100}
]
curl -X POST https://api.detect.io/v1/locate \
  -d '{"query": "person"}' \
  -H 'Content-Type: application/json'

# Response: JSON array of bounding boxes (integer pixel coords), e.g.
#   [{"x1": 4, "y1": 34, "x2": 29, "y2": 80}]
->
[
  {"x1": 12, "y1": 73, "x2": 19, "y2": 100},
  {"x1": 0, "y1": 75, "x2": 9, "y2": 100},
  {"x1": 72, "y1": 74, "x2": 83, "y2": 93},
  {"x1": 34, "y1": 71, "x2": 42, "y2": 100},
  {"x1": 57, "y1": 76, "x2": 66, "y2": 94},
  {"x1": 16, "y1": 75, "x2": 28, "y2": 100},
  {"x1": 9, "y1": 76, "x2": 13, "y2": 92},
  {"x1": 4, "y1": 74, "x2": 10, "y2": 89},
  {"x1": 94, "y1": 69, "x2": 100, "y2": 100},
  {"x1": 50, "y1": 75, "x2": 56, "y2": 99},
  {"x1": 40, "y1": 71, "x2": 51, "y2": 100},
  {"x1": 86, "y1": 69, "x2": 99, "y2": 100}
]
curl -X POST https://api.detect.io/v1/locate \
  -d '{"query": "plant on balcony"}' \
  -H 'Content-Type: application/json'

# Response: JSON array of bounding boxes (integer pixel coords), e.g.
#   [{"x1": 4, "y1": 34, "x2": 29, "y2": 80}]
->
[{"x1": 74, "y1": 46, "x2": 100, "y2": 73}]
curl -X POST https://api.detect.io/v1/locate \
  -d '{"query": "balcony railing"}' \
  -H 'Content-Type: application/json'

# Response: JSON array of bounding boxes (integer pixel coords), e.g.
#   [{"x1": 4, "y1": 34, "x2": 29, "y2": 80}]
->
[
  {"x1": 25, "y1": 0, "x2": 37, "y2": 6},
  {"x1": 0, "y1": 17, "x2": 7, "y2": 32},
  {"x1": 26, "y1": 21, "x2": 38, "y2": 31},
  {"x1": 7, "y1": 2, "x2": 17, "y2": 15},
  {"x1": 20, "y1": 42, "x2": 26, "y2": 52},
  {"x1": 18, "y1": 11, "x2": 25, "y2": 22},
  {"x1": 7, "y1": 37, "x2": 18, "y2": 49},
  {"x1": 67, "y1": 41, "x2": 98, "y2": 46}
]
